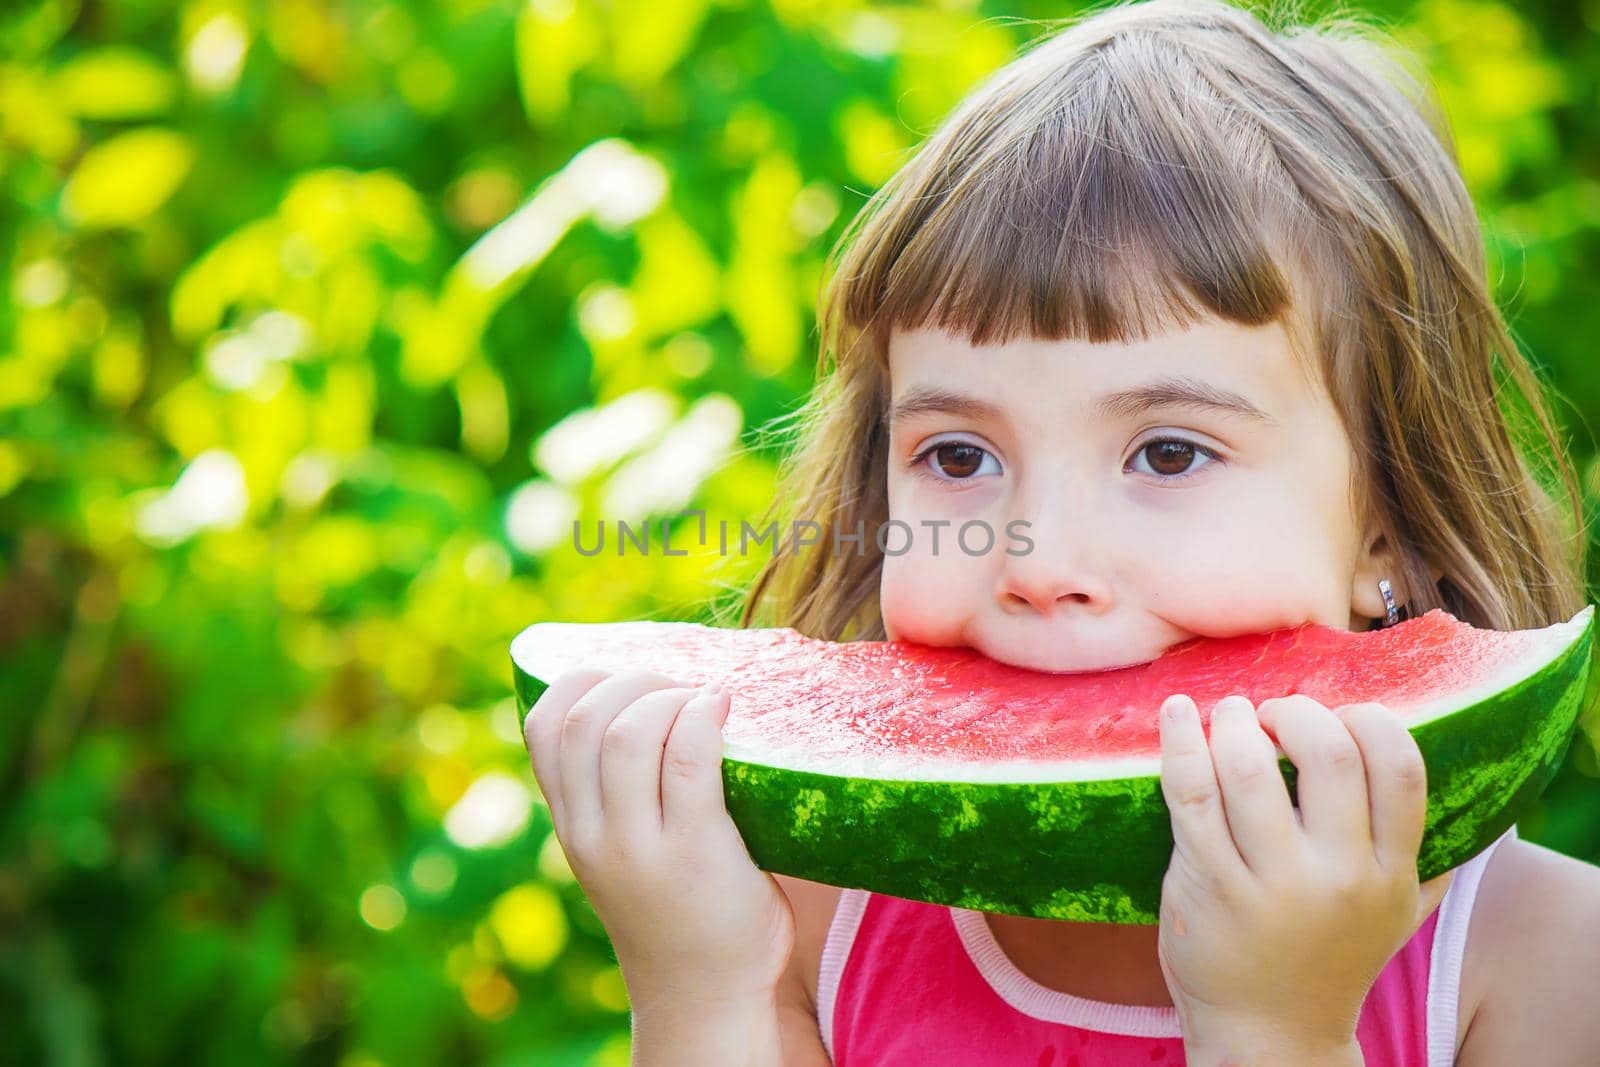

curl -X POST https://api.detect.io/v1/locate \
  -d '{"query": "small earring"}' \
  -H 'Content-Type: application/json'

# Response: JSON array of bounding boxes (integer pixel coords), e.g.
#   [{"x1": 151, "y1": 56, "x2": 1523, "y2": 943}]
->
[{"x1": 1378, "y1": 578, "x2": 1401, "y2": 627}]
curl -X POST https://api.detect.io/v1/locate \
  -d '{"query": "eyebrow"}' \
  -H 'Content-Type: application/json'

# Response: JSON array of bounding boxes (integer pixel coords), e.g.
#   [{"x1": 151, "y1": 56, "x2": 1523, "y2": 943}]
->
[
  {"x1": 887, "y1": 376, "x2": 1278, "y2": 428},
  {"x1": 886, "y1": 387, "x2": 1005, "y2": 426},
  {"x1": 1095, "y1": 376, "x2": 1278, "y2": 426}
]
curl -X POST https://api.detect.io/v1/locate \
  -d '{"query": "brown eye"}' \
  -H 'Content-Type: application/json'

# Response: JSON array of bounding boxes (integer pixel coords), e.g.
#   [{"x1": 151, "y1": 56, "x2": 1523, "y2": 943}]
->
[
  {"x1": 934, "y1": 444, "x2": 983, "y2": 478},
  {"x1": 1145, "y1": 440, "x2": 1195, "y2": 476},
  {"x1": 1129, "y1": 438, "x2": 1220, "y2": 480},
  {"x1": 914, "y1": 441, "x2": 998, "y2": 481}
]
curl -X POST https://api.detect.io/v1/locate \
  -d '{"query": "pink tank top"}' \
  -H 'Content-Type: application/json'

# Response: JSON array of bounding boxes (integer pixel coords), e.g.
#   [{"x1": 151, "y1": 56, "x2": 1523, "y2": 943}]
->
[{"x1": 819, "y1": 827, "x2": 1514, "y2": 1067}]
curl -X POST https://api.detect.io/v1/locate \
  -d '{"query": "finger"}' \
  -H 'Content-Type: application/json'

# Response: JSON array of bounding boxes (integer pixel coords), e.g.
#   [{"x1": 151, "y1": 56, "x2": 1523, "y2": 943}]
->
[
  {"x1": 524, "y1": 668, "x2": 609, "y2": 828},
  {"x1": 661, "y1": 683, "x2": 733, "y2": 833},
  {"x1": 559, "y1": 668, "x2": 686, "y2": 840},
  {"x1": 599, "y1": 685, "x2": 702, "y2": 844},
  {"x1": 1336, "y1": 702, "x2": 1429, "y2": 870},
  {"x1": 1208, "y1": 695, "x2": 1300, "y2": 876},
  {"x1": 1256, "y1": 695, "x2": 1371, "y2": 862},
  {"x1": 1158, "y1": 694, "x2": 1248, "y2": 884}
]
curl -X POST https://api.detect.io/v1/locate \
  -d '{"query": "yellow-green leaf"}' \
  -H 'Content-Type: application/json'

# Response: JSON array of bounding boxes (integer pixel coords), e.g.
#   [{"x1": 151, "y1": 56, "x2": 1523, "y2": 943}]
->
[
  {"x1": 61, "y1": 128, "x2": 195, "y2": 228},
  {"x1": 53, "y1": 47, "x2": 178, "y2": 118}
]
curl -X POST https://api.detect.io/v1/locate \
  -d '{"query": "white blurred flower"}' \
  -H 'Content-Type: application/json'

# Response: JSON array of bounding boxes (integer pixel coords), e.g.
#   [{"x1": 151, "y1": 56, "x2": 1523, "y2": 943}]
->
[
  {"x1": 531, "y1": 386, "x2": 676, "y2": 485},
  {"x1": 186, "y1": 12, "x2": 249, "y2": 93},
  {"x1": 601, "y1": 394, "x2": 742, "y2": 519},
  {"x1": 444, "y1": 771, "x2": 533, "y2": 849},
  {"x1": 135, "y1": 449, "x2": 248, "y2": 545},
  {"x1": 203, "y1": 309, "x2": 312, "y2": 391},
  {"x1": 505, "y1": 480, "x2": 579, "y2": 556},
  {"x1": 460, "y1": 137, "x2": 667, "y2": 292}
]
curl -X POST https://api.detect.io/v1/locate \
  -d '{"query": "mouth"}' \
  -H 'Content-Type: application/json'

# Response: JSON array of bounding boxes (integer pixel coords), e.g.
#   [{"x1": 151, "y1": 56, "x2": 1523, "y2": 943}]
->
[
  {"x1": 1032, "y1": 657, "x2": 1155, "y2": 675},
  {"x1": 965, "y1": 626, "x2": 1204, "y2": 675},
  {"x1": 975, "y1": 643, "x2": 1164, "y2": 675}
]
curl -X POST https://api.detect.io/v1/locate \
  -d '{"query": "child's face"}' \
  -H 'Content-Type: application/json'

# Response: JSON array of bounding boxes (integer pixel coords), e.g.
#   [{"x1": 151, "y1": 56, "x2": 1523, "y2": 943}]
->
[{"x1": 880, "y1": 317, "x2": 1387, "y2": 672}]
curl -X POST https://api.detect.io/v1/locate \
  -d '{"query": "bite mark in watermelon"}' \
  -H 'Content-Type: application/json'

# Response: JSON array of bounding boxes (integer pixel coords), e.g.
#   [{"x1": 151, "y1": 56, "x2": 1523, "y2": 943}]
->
[{"x1": 511, "y1": 606, "x2": 1594, "y2": 923}]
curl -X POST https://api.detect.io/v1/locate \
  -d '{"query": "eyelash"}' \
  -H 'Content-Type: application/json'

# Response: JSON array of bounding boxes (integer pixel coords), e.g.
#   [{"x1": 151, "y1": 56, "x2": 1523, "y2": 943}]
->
[{"x1": 909, "y1": 437, "x2": 1223, "y2": 483}]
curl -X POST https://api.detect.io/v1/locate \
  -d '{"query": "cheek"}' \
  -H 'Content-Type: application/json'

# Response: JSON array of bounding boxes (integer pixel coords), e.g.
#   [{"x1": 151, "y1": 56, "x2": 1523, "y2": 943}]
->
[
  {"x1": 881, "y1": 476, "x2": 999, "y2": 642},
  {"x1": 1143, "y1": 503, "x2": 1348, "y2": 636},
  {"x1": 879, "y1": 548, "x2": 979, "y2": 645}
]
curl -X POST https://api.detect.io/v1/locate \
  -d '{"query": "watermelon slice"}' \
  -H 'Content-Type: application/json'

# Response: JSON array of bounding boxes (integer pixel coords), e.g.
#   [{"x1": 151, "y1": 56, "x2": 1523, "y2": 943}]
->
[{"x1": 510, "y1": 606, "x2": 1594, "y2": 924}]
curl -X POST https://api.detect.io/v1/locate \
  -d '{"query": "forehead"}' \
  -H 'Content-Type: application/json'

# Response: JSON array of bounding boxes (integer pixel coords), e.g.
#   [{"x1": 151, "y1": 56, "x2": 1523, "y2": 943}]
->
[{"x1": 886, "y1": 316, "x2": 1323, "y2": 420}]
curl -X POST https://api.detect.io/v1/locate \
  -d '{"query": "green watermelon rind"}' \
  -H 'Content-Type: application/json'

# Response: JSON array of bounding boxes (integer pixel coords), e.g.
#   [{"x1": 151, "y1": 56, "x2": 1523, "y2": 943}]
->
[{"x1": 511, "y1": 609, "x2": 1594, "y2": 924}]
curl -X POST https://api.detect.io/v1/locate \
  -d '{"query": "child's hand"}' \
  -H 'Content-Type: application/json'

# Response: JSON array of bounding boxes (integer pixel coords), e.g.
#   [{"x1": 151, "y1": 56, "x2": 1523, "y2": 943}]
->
[
  {"x1": 522, "y1": 667, "x2": 795, "y2": 1005},
  {"x1": 1154, "y1": 694, "x2": 1454, "y2": 1062}
]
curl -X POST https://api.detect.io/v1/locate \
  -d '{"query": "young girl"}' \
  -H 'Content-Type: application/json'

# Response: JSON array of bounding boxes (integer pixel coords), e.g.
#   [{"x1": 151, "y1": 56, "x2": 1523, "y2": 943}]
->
[{"x1": 523, "y1": 0, "x2": 1600, "y2": 1063}]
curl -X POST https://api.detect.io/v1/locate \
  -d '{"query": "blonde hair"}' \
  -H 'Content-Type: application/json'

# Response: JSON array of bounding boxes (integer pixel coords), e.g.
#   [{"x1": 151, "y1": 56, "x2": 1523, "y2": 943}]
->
[{"x1": 730, "y1": 0, "x2": 1587, "y2": 640}]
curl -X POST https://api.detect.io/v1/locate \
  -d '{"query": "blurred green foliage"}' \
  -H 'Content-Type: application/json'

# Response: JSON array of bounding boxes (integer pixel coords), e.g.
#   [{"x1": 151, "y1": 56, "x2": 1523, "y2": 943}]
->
[{"x1": 3, "y1": 0, "x2": 1600, "y2": 1063}]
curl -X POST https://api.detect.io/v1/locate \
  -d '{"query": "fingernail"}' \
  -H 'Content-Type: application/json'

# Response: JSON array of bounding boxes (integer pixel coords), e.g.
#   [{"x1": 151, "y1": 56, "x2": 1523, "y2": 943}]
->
[
  {"x1": 704, "y1": 681, "x2": 724, "y2": 697},
  {"x1": 1162, "y1": 695, "x2": 1194, "y2": 722}
]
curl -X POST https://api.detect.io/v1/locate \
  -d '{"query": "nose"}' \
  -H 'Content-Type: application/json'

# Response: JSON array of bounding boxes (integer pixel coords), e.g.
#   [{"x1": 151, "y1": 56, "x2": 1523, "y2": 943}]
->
[
  {"x1": 996, "y1": 492, "x2": 1114, "y2": 617},
  {"x1": 997, "y1": 555, "x2": 1113, "y2": 616}
]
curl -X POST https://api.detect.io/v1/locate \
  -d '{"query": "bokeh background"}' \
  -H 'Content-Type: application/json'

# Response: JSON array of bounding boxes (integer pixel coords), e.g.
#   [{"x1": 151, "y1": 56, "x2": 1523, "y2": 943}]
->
[{"x1": 4, "y1": 0, "x2": 1600, "y2": 1063}]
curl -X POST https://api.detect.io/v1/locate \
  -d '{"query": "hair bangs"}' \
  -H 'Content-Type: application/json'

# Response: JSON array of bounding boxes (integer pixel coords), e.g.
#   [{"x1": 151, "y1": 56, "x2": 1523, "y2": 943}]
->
[{"x1": 836, "y1": 40, "x2": 1315, "y2": 355}]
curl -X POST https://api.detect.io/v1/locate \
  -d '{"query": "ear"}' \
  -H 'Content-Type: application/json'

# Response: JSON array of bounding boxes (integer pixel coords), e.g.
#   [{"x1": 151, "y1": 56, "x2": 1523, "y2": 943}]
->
[
  {"x1": 1350, "y1": 529, "x2": 1399, "y2": 626},
  {"x1": 1350, "y1": 529, "x2": 1443, "y2": 626}
]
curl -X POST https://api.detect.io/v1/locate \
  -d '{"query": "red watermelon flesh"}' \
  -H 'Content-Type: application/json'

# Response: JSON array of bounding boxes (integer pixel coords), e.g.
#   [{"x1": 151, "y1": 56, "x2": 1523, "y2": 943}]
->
[{"x1": 516, "y1": 608, "x2": 1583, "y2": 781}]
